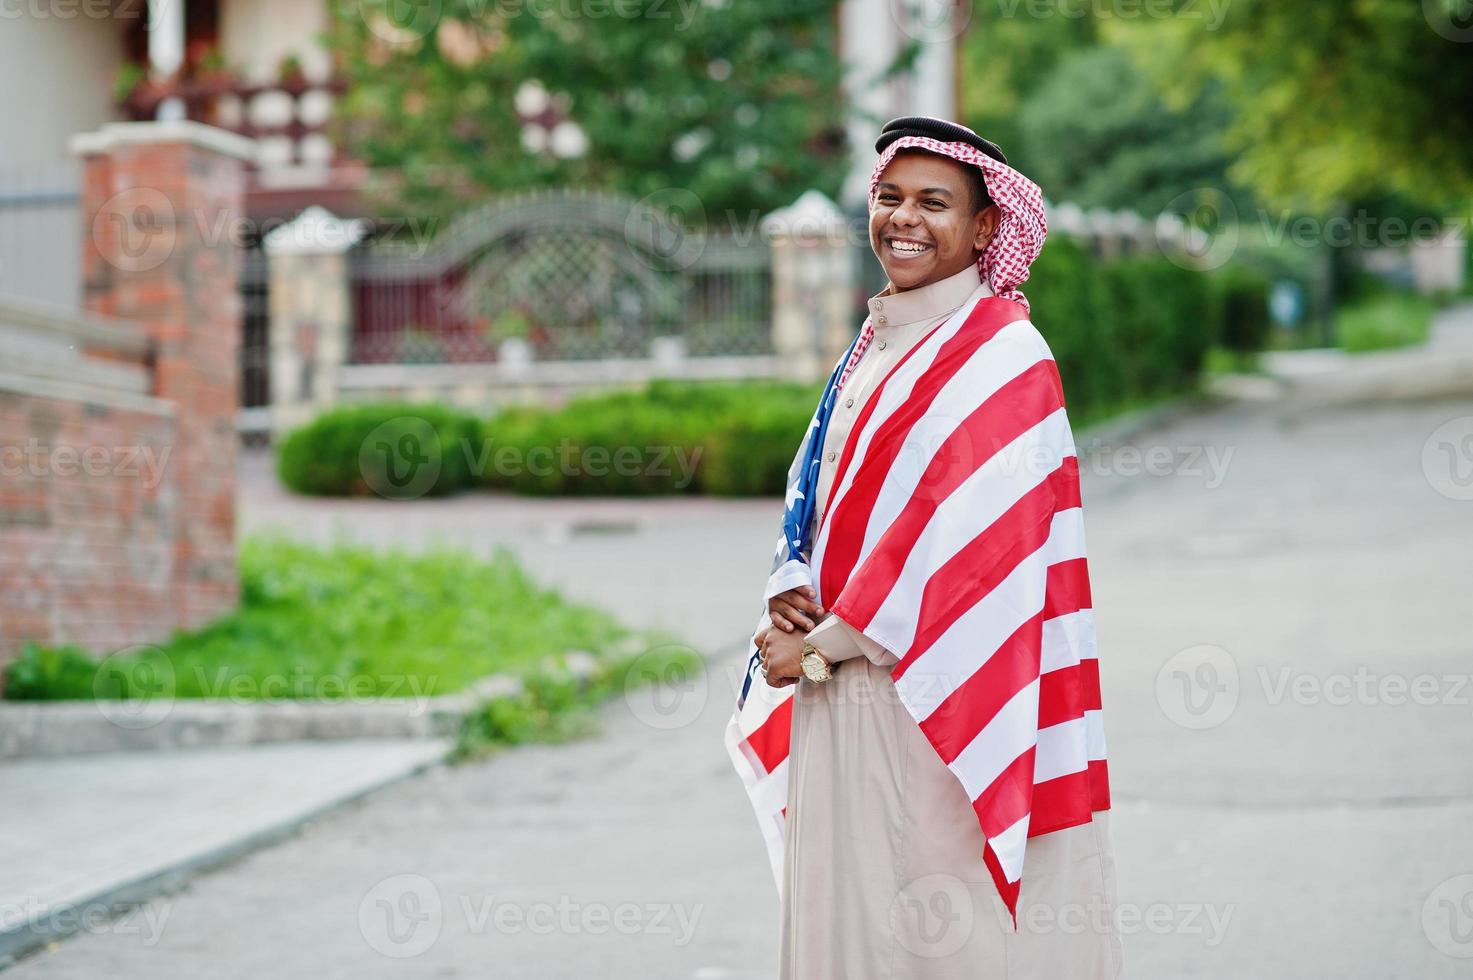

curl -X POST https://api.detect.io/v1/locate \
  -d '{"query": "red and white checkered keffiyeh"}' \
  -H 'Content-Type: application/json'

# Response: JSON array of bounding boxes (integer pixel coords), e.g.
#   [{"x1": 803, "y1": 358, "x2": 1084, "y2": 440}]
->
[{"x1": 838, "y1": 137, "x2": 1050, "y2": 389}]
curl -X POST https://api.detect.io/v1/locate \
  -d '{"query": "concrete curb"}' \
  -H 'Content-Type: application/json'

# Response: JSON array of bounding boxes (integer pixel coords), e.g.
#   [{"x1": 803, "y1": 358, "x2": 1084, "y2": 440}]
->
[
  {"x1": 0, "y1": 673, "x2": 536, "y2": 760},
  {"x1": 0, "y1": 740, "x2": 451, "y2": 969}
]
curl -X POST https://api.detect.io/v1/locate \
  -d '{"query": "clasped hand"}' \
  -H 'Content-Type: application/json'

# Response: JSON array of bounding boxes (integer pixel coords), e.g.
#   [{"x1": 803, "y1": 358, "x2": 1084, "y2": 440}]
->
[{"x1": 757, "y1": 586, "x2": 826, "y2": 688}]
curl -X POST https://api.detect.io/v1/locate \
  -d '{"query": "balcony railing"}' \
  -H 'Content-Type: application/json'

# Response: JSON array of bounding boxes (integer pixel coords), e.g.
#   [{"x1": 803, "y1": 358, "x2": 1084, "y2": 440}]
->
[{"x1": 117, "y1": 69, "x2": 350, "y2": 172}]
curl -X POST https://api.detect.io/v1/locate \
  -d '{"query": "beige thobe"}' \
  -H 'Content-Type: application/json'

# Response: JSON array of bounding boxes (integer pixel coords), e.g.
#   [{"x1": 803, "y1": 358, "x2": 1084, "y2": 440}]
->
[{"x1": 780, "y1": 265, "x2": 1124, "y2": 979}]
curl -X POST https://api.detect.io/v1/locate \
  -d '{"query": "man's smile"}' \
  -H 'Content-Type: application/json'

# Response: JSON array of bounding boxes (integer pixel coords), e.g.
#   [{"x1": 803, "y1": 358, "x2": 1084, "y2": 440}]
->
[{"x1": 885, "y1": 236, "x2": 934, "y2": 258}]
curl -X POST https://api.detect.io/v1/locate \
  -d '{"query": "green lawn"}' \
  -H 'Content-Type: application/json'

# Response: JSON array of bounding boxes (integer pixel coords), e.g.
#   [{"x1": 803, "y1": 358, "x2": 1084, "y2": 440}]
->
[
  {"x1": 1335, "y1": 292, "x2": 1436, "y2": 353},
  {"x1": 3, "y1": 535, "x2": 674, "y2": 705}
]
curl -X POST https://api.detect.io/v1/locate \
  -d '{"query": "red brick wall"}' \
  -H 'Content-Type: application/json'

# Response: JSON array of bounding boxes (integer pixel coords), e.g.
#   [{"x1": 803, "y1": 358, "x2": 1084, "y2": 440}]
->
[
  {"x1": 0, "y1": 124, "x2": 249, "y2": 682},
  {"x1": 0, "y1": 389, "x2": 179, "y2": 660}
]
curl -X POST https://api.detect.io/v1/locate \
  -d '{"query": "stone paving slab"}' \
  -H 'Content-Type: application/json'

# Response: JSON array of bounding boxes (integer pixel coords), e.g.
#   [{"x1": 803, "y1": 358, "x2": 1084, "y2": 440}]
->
[{"x1": 0, "y1": 739, "x2": 450, "y2": 967}]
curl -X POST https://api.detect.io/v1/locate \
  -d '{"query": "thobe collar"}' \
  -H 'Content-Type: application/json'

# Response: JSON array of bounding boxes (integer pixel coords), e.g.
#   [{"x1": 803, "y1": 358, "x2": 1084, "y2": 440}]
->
[{"x1": 866, "y1": 263, "x2": 990, "y2": 330}]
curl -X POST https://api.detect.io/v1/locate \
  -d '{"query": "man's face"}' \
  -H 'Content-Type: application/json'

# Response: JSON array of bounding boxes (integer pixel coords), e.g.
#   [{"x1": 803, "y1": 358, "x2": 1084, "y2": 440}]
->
[{"x1": 869, "y1": 151, "x2": 1000, "y2": 292}]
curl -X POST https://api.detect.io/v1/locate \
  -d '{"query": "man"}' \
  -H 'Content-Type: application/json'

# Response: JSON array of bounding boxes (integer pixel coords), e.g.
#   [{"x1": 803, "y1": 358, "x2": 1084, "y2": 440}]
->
[{"x1": 726, "y1": 116, "x2": 1123, "y2": 978}]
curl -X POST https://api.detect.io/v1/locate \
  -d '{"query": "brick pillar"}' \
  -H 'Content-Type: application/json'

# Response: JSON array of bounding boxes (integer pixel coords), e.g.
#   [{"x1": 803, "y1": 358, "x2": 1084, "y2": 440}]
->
[{"x1": 71, "y1": 121, "x2": 257, "y2": 632}]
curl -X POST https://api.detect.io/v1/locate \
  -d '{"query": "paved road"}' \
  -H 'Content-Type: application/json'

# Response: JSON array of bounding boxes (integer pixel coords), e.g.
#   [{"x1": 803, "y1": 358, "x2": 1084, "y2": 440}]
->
[{"x1": 9, "y1": 379, "x2": 1473, "y2": 977}]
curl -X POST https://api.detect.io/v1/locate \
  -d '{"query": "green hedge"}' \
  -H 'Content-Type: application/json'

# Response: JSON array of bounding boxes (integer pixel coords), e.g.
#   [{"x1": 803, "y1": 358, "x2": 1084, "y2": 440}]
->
[
  {"x1": 277, "y1": 246, "x2": 1270, "y2": 497},
  {"x1": 1029, "y1": 237, "x2": 1220, "y2": 425},
  {"x1": 277, "y1": 402, "x2": 482, "y2": 497},
  {"x1": 478, "y1": 380, "x2": 819, "y2": 496}
]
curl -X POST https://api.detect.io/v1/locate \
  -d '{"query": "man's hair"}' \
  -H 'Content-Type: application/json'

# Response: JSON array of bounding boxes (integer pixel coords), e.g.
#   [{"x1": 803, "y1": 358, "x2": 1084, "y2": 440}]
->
[{"x1": 964, "y1": 167, "x2": 994, "y2": 215}]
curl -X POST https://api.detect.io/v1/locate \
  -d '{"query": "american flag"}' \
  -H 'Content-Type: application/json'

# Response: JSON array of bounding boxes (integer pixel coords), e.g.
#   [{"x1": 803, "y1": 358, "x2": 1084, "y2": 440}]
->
[{"x1": 725, "y1": 292, "x2": 1110, "y2": 922}]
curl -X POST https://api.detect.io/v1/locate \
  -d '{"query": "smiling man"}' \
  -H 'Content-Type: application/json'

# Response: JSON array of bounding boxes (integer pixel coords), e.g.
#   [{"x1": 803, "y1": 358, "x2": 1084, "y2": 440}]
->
[{"x1": 727, "y1": 117, "x2": 1123, "y2": 978}]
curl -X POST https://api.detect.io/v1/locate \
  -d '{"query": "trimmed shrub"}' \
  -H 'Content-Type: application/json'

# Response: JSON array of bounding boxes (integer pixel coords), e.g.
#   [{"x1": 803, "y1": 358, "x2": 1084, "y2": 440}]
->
[
  {"x1": 277, "y1": 402, "x2": 481, "y2": 496},
  {"x1": 1030, "y1": 237, "x2": 1221, "y2": 424},
  {"x1": 478, "y1": 380, "x2": 818, "y2": 496},
  {"x1": 701, "y1": 400, "x2": 812, "y2": 496}
]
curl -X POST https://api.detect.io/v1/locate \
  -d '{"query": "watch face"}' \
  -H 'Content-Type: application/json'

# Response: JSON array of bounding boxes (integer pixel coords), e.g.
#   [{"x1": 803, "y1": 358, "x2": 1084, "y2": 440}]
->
[{"x1": 802, "y1": 653, "x2": 830, "y2": 681}]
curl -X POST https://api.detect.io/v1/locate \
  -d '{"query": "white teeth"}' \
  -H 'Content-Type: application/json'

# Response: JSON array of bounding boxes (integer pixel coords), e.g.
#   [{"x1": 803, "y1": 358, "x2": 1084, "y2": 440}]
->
[{"x1": 891, "y1": 241, "x2": 929, "y2": 254}]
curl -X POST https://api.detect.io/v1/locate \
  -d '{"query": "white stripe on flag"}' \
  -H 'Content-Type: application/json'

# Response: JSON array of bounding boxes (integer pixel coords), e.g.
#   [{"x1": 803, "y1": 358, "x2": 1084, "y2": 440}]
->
[
  {"x1": 1034, "y1": 716, "x2": 1088, "y2": 783},
  {"x1": 991, "y1": 812, "x2": 1033, "y2": 884},
  {"x1": 947, "y1": 677, "x2": 1040, "y2": 800},
  {"x1": 765, "y1": 558, "x2": 815, "y2": 601},
  {"x1": 1086, "y1": 708, "x2": 1107, "y2": 762},
  {"x1": 1040, "y1": 608, "x2": 1096, "y2": 675}
]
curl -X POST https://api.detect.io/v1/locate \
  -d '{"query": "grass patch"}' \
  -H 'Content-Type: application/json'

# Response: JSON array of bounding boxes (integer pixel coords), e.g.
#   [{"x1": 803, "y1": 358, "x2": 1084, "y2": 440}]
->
[
  {"x1": 451, "y1": 642, "x2": 701, "y2": 760},
  {"x1": 1203, "y1": 346, "x2": 1264, "y2": 375},
  {"x1": 1335, "y1": 293, "x2": 1436, "y2": 353},
  {"x1": 4, "y1": 534, "x2": 702, "y2": 756}
]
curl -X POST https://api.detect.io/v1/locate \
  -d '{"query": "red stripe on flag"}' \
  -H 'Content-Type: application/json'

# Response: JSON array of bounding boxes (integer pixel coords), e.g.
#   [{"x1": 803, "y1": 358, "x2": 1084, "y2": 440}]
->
[
  {"x1": 919, "y1": 614, "x2": 1042, "y2": 764},
  {"x1": 970, "y1": 746, "x2": 1037, "y2": 839},
  {"x1": 983, "y1": 841, "x2": 1022, "y2": 925},
  {"x1": 1078, "y1": 657, "x2": 1102, "y2": 712},
  {"x1": 1028, "y1": 760, "x2": 1112, "y2": 837},
  {"x1": 1028, "y1": 768, "x2": 1095, "y2": 837},
  {"x1": 743, "y1": 697, "x2": 792, "y2": 776},
  {"x1": 836, "y1": 361, "x2": 1066, "y2": 631},
  {"x1": 819, "y1": 300, "x2": 1025, "y2": 601},
  {"x1": 1089, "y1": 758, "x2": 1111, "y2": 811},
  {"x1": 1038, "y1": 663, "x2": 1085, "y2": 731},
  {"x1": 1041, "y1": 553, "x2": 1090, "y2": 621}
]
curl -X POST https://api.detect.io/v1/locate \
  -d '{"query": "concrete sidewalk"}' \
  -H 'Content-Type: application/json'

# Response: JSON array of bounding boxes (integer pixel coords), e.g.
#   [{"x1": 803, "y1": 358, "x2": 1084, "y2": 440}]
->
[
  {"x1": 0, "y1": 739, "x2": 449, "y2": 966},
  {"x1": 1261, "y1": 299, "x2": 1473, "y2": 404}
]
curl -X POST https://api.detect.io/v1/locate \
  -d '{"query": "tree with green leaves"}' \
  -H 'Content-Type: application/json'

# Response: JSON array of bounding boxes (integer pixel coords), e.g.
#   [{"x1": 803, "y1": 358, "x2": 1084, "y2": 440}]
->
[
  {"x1": 1110, "y1": 0, "x2": 1473, "y2": 211},
  {"x1": 329, "y1": 0, "x2": 849, "y2": 224},
  {"x1": 1013, "y1": 44, "x2": 1237, "y2": 215},
  {"x1": 957, "y1": 1, "x2": 1099, "y2": 159}
]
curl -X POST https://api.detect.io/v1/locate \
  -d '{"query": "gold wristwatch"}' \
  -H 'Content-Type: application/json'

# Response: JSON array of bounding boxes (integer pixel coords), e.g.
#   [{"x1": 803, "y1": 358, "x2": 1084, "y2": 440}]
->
[{"x1": 799, "y1": 642, "x2": 833, "y2": 683}]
